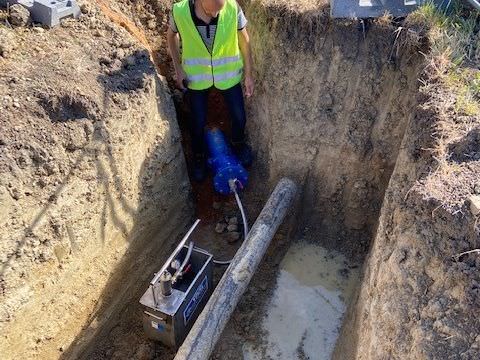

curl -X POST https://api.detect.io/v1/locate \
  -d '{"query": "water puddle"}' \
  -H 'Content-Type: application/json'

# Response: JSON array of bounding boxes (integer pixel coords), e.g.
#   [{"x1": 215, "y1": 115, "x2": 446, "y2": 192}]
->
[{"x1": 243, "y1": 242, "x2": 359, "y2": 360}]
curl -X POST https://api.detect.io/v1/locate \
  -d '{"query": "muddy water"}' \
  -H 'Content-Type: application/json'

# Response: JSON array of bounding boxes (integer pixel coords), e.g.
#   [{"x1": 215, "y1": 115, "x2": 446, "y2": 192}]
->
[{"x1": 243, "y1": 243, "x2": 359, "y2": 360}]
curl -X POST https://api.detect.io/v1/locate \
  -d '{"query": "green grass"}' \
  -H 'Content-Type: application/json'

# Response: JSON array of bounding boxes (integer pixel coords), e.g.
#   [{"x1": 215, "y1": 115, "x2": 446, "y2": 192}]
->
[
  {"x1": 411, "y1": 1, "x2": 478, "y2": 63},
  {"x1": 409, "y1": 1, "x2": 479, "y2": 115}
]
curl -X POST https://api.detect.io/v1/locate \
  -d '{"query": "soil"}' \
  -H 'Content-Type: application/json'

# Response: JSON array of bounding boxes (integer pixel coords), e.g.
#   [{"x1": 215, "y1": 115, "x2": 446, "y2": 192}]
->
[
  {"x1": 1, "y1": 0, "x2": 480, "y2": 359},
  {"x1": 338, "y1": 58, "x2": 480, "y2": 360},
  {"x1": 0, "y1": 2, "x2": 191, "y2": 358}
]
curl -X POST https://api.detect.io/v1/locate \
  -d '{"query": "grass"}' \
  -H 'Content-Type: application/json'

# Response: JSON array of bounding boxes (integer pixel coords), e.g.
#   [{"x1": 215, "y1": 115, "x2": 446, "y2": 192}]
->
[
  {"x1": 408, "y1": 2, "x2": 480, "y2": 212},
  {"x1": 408, "y1": 1, "x2": 480, "y2": 115}
]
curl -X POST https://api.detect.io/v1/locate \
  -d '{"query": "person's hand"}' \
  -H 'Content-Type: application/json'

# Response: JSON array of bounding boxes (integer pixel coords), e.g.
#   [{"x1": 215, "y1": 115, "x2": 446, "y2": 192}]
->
[
  {"x1": 244, "y1": 74, "x2": 254, "y2": 98},
  {"x1": 175, "y1": 68, "x2": 188, "y2": 90}
]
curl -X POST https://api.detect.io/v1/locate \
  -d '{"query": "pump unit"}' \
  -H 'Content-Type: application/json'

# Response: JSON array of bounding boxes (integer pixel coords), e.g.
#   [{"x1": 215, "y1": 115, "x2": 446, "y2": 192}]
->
[{"x1": 139, "y1": 220, "x2": 213, "y2": 349}]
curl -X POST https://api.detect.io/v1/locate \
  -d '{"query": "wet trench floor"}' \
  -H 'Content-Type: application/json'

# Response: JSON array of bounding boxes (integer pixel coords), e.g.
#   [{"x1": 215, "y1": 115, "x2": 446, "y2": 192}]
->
[{"x1": 242, "y1": 241, "x2": 360, "y2": 360}]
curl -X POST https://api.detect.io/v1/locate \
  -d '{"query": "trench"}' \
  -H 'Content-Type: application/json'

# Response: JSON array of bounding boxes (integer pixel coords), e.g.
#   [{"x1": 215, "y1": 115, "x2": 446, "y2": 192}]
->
[
  {"x1": 1, "y1": 1, "x2": 428, "y2": 359},
  {"x1": 76, "y1": 2, "x2": 422, "y2": 359}
]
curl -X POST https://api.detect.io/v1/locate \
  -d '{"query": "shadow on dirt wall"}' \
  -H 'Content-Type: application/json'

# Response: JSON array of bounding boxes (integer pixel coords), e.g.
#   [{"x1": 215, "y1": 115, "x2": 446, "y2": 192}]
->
[
  {"x1": 57, "y1": 51, "x2": 193, "y2": 359},
  {"x1": 1, "y1": 50, "x2": 182, "y2": 273},
  {"x1": 1, "y1": 49, "x2": 192, "y2": 357}
]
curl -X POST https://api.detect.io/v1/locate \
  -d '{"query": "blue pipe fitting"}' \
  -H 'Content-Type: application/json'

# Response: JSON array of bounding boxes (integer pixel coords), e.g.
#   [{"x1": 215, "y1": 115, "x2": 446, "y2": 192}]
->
[{"x1": 205, "y1": 128, "x2": 248, "y2": 195}]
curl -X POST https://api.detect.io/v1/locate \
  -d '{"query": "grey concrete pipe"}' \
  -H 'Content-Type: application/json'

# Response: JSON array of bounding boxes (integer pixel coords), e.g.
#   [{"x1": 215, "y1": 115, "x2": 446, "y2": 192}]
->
[{"x1": 174, "y1": 178, "x2": 297, "y2": 360}]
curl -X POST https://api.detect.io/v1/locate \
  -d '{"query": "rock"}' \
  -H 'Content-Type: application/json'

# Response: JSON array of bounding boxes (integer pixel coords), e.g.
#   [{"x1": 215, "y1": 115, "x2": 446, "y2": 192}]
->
[
  {"x1": 54, "y1": 245, "x2": 69, "y2": 262},
  {"x1": 113, "y1": 48, "x2": 125, "y2": 59},
  {"x1": 319, "y1": 93, "x2": 333, "y2": 107},
  {"x1": 227, "y1": 224, "x2": 238, "y2": 232},
  {"x1": 9, "y1": 186, "x2": 22, "y2": 200},
  {"x1": 147, "y1": 19, "x2": 156, "y2": 30},
  {"x1": 124, "y1": 55, "x2": 136, "y2": 67},
  {"x1": 212, "y1": 201, "x2": 221, "y2": 210},
  {"x1": 32, "y1": 26, "x2": 45, "y2": 33},
  {"x1": 120, "y1": 41, "x2": 133, "y2": 49},
  {"x1": 227, "y1": 231, "x2": 240, "y2": 243},
  {"x1": 109, "y1": 59, "x2": 123, "y2": 73},
  {"x1": 215, "y1": 222, "x2": 226, "y2": 234},
  {"x1": 99, "y1": 55, "x2": 112, "y2": 65},
  {"x1": 0, "y1": 28, "x2": 17, "y2": 58},
  {"x1": 80, "y1": 3, "x2": 94, "y2": 14},
  {"x1": 469, "y1": 195, "x2": 480, "y2": 216},
  {"x1": 228, "y1": 216, "x2": 238, "y2": 225},
  {"x1": 9, "y1": 4, "x2": 31, "y2": 27},
  {"x1": 93, "y1": 29, "x2": 105, "y2": 37},
  {"x1": 474, "y1": 183, "x2": 480, "y2": 195}
]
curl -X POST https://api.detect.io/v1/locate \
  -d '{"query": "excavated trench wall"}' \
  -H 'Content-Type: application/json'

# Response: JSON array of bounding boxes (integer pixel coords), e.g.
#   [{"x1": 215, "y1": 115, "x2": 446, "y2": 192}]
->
[
  {"x1": 3, "y1": 1, "x2": 479, "y2": 359},
  {"x1": 0, "y1": 13, "x2": 192, "y2": 359},
  {"x1": 245, "y1": 2, "x2": 480, "y2": 359},
  {"x1": 245, "y1": 1, "x2": 423, "y2": 260},
  {"x1": 336, "y1": 77, "x2": 480, "y2": 359}
]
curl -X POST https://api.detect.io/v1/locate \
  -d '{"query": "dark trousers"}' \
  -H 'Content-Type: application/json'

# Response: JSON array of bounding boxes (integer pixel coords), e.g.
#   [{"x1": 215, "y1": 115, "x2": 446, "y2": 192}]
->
[{"x1": 188, "y1": 83, "x2": 246, "y2": 155}]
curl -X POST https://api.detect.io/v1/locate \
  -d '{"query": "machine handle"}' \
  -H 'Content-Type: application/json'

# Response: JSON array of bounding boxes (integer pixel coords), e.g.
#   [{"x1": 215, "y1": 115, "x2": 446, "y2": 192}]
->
[{"x1": 150, "y1": 219, "x2": 201, "y2": 285}]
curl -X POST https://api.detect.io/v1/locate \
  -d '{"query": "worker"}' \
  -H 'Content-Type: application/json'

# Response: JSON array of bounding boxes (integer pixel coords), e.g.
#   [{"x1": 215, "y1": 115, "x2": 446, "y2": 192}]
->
[{"x1": 167, "y1": 0, "x2": 254, "y2": 182}]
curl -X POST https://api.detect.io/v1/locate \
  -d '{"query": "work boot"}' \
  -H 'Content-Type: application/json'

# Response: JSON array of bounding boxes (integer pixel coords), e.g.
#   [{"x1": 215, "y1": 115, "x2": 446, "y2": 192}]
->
[
  {"x1": 192, "y1": 154, "x2": 207, "y2": 182},
  {"x1": 232, "y1": 142, "x2": 253, "y2": 168}
]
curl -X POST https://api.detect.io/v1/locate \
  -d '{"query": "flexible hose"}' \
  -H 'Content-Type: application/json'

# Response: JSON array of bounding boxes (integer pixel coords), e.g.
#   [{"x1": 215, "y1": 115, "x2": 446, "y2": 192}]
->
[
  {"x1": 213, "y1": 181, "x2": 249, "y2": 265},
  {"x1": 173, "y1": 241, "x2": 194, "y2": 283},
  {"x1": 234, "y1": 186, "x2": 249, "y2": 241}
]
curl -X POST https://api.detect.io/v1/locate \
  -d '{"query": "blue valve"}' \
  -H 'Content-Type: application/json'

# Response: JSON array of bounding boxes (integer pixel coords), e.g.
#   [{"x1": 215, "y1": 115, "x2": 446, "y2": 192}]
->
[{"x1": 205, "y1": 128, "x2": 248, "y2": 195}]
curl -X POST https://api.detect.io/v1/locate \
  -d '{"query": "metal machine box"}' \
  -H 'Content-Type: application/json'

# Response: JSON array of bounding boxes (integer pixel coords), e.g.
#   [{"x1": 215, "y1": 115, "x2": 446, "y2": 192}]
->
[{"x1": 139, "y1": 221, "x2": 213, "y2": 349}]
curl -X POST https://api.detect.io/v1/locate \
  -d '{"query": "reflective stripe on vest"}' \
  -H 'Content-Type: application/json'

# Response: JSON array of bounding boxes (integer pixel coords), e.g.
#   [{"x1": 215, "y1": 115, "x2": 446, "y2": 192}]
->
[
  {"x1": 188, "y1": 69, "x2": 242, "y2": 82},
  {"x1": 173, "y1": 0, "x2": 243, "y2": 90},
  {"x1": 184, "y1": 54, "x2": 242, "y2": 67}
]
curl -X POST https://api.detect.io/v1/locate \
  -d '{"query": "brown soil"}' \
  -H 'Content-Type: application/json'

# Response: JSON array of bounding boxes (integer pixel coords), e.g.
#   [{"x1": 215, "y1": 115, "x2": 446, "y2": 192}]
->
[
  {"x1": 338, "y1": 54, "x2": 480, "y2": 360},
  {"x1": 1, "y1": 0, "x2": 479, "y2": 359},
  {"x1": 0, "y1": 3, "x2": 191, "y2": 358}
]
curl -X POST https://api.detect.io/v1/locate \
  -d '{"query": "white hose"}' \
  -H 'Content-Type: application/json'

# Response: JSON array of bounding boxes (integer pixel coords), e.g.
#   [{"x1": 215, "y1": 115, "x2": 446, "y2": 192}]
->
[
  {"x1": 213, "y1": 181, "x2": 248, "y2": 265},
  {"x1": 172, "y1": 241, "x2": 194, "y2": 283},
  {"x1": 234, "y1": 187, "x2": 249, "y2": 241}
]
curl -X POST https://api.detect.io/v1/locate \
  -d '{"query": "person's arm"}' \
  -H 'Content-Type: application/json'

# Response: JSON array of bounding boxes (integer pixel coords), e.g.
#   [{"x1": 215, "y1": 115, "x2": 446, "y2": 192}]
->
[
  {"x1": 238, "y1": 27, "x2": 254, "y2": 98},
  {"x1": 167, "y1": 27, "x2": 187, "y2": 90}
]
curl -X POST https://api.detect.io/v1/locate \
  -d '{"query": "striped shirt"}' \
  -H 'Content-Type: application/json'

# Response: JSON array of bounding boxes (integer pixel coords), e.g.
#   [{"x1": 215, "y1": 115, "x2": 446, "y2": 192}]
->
[{"x1": 170, "y1": 0, "x2": 247, "y2": 53}]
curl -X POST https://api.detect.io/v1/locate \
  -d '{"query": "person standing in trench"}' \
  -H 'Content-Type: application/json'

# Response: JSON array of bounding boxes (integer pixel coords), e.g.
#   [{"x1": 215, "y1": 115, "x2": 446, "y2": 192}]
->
[{"x1": 167, "y1": 0, "x2": 254, "y2": 182}]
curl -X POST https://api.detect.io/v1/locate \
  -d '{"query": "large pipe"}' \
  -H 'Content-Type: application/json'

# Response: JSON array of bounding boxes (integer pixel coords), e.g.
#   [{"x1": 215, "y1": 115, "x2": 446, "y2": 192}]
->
[{"x1": 174, "y1": 178, "x2": 297, "y2": 360}]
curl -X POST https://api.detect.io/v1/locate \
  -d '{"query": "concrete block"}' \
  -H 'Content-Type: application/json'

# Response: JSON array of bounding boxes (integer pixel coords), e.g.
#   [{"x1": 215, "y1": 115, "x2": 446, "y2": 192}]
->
[{"x1": 1, "y1": 0, "x2": 81, "y2": 27}]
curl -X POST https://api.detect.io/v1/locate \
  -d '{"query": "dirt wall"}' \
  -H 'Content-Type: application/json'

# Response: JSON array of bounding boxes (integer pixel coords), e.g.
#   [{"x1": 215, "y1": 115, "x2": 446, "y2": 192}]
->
[
  {"x1": 337, "y1": 63, "x2": 480, "y2": 359},
  {"x1": 0, "y1": 6, "x2": 192, "y2": 359},
  {"x1": 245, "y1": 0, "x2": 423, "y2": 260},
  {"x1": 243, "y1": 2, "x2": 479, "y2": 358}
]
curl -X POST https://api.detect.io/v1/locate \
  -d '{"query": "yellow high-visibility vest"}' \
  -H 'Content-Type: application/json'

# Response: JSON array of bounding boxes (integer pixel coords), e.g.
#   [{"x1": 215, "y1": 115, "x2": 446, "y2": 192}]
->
[{"x1": 173, "y1": 0, "x2": 243, "y2": 90}]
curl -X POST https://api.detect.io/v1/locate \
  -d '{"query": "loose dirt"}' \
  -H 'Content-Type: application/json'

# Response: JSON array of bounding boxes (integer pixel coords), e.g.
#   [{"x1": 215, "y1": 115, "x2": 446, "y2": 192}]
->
[{"x1": 1, "y1": 0, "x2": 479, "y2": 359}]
